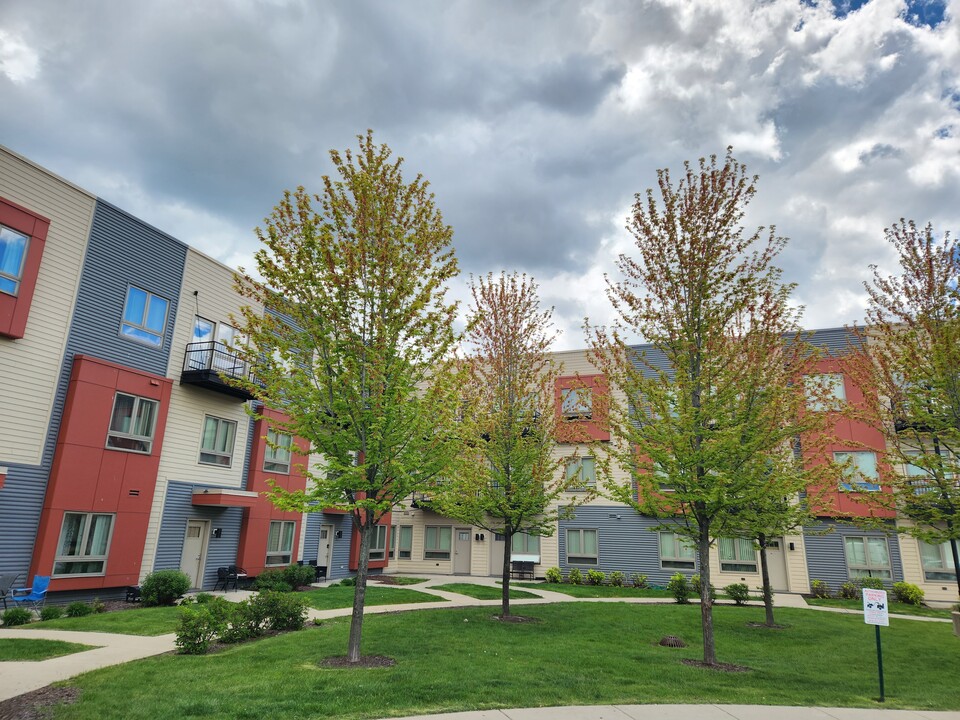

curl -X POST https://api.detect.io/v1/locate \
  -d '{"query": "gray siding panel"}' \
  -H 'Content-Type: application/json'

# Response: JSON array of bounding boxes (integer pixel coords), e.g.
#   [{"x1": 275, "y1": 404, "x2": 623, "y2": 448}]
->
[
  {"x1": 803, "y1": 520, "x2": 903, "y2": 592},
  {"x1": 303, "y1": 510, "x2": 353, "y2": 580},
  {"x1": 0, "y1": 465, "x2": 51, "y2": 578}
]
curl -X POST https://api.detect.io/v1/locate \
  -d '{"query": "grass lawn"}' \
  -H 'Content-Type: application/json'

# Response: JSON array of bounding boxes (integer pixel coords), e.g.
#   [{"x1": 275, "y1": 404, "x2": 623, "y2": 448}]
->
[
  {"x1": 431, "y1": 583, "x2": 540, "y2": 600},
  {"x1": 514, "y1": 582, "x2": 673, "y2": 599},
  {"x1": 371, "y1": 576, "x2": 428, "y2": 585},
  {"x1": 26, "y1": 606, "x2": 182, "y2": 636},
  {"x1": 300, "y1": 586, "x2": 446, "y2": 610},
  {"x1": 50, "y1": 603, "x2": 960, "y2": 719},
  {"x1": 805, "y1": 597, "x2": 953, "y2": 619},
  {"x1": 0, "y1": 638, "x2": 97, "y2": 661}
]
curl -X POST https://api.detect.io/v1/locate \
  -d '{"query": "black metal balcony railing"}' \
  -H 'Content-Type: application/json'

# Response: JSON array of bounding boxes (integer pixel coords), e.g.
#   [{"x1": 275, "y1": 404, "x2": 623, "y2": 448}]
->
[{"x1": 180, "y1": 341, "x2": 256, "y2": 401}]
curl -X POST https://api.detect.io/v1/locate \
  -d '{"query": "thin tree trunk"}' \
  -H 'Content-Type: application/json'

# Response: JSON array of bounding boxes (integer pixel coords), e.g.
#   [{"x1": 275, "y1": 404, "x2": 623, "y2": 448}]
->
[
  {"x1": 948, "y1": 531, "x2": 960, "y2": 601},
  {"x1": 501, "y1": 528, "x2": 512, "y2": 617},
  {"x1": 758, "y1": 534, "x2": 775, "y2": 627},
  {"x1": 697, "y1": 521, "x2": 716, "y2": 665},
  {"x1": 347, "y1": 521, "x2": 372, "y2": 663}
]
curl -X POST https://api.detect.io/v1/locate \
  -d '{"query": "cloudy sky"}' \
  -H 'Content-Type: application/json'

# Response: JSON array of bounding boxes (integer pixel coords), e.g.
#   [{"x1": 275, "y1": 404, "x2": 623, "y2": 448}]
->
[{"x1": 1, "y1": 0, "x2": 957, "y2": 349}]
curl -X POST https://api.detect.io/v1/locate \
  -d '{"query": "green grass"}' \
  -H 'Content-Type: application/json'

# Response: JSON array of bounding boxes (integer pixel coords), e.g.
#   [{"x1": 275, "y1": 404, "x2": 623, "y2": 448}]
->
[
  {"x1": 371, "y1": 576, "x2": 428, "y2": 585},
  {"x1": 0, "y1": 638, "x2": 96, "y2": 661},
  {"x1": 515, "y1": 582, "x2": 673, "y2": 599},
  {"x1": 300, "y1": 586, "x2": 446, "y2": 610},
  {"x1": 26, "y1": 606, "x2": 182, "y2": 636},
  {"x1": 48, "y1": 603, "x2": 960, "y2": 719},
  {"x1": 430, "y1": 583, "x2": 540, "y2": 600},
  {"x1": 805, "y1": 597, "x2": 953, "y2": 619}
]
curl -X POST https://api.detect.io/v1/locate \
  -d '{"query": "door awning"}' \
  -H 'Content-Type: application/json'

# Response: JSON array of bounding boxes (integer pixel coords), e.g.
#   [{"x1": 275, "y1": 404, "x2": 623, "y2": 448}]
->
[{"x1": 191, "y1": 488, "x2": 260, "y2": 507}]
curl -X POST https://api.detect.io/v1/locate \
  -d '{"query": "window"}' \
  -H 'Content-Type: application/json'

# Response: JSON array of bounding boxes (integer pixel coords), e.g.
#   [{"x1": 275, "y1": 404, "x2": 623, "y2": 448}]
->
[
  {"x1": 844, "y1": 536, "x2": 891, "y2": 579},
  {"x1": 266, "y1": 520, "x2": 295, "y2": 565},
  {"x1": 719, "y1": 537, "x2": 758, "y2": 573},
  {"x1": 805, "y1": 373, "x2": 846, "y2": 411},
  {"x1": 424, "y1": 526, "x2": 452, "y2": 559},
  {"x1": 369, "y1": 525, "x2": 387, "y2": 561},
  {"x1": 120, "y1": 286, "x2": 169, "y2": 348},
  {"x1": 565, "y1": 457, "x2": 596, "y2": 490},
  {"x1": 198, "y1": 416, "x2": 237, "y2": 467},
  {"x1": 660, "y1": 531, "x2": 696, "y2": 569},
  {"x1": 919, "y1": 540, "x2": 957, "y2": 581},
  {"x1": 561, "y1": 388, "x2": 592, "y2": 420},
  {"x1": 835, "y1": 451, "x2": 880, "y2": 492},
  {"x1": 905, "y1": 451, "x2": 956, "y2": 494},
  {"x1": 54, "y1": 512, "x2": 114, "y2": 576},
  {"x1": 106, "y1": 393, "x2": 159, "y2": 453},
  {"x1": 512, "y1": 532, "x2": 540, "y2": 555},
  {"x1": 0, "y1": 224, "x2": 29, "y2": 296},
  {"x1": 566, "y1": 528, "x2": 598, "y2": 564},
  {"x1": 264, "y1": 429, "x2": 293, "y2": 473},
  {"x1": 390, "y1": 525, "x2": 413, "y2": 559}
]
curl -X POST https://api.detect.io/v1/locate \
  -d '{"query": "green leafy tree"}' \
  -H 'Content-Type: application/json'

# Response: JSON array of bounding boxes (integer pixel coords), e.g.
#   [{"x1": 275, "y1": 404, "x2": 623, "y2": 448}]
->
[
  {"x1": 589, "y1": 150, "x2": 835, "y2": 664},
  {"x1": 847, "y1": 220, "x2": 960, "y2": 599},
  {"x1": 431, "y1": 272, "x2": 594, "y2": 617},
  {"x1": 233, "y1": 131, "x2": 463, "y2": 663}
]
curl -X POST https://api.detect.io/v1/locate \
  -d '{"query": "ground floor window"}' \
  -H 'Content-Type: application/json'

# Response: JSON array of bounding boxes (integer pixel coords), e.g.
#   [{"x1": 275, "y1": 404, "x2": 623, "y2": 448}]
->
[
  {"x1": 660, "y1": 531, "x2": 696, "y2": 570},
  {"x1": 369, "y1": 525, "x2": 387, "y2": 560},
  {"x1": 390, "y1": 525, "x2": 413, "y2": 559},
  {"x1": 566, "y1": 528, "x2": 598, "y2": 565},
  {"x1": 512, "y1": 531, "x2": 540, "y2": 555},
  {"x1": 718, "y1": 537, "x2": 758, "y2": 573},
  {"x1": 266, "y1": 520, "x2": 296, "y2": 566},
  {"x1": 919, "y1": 540, "x2": 958, "y2": 581},
  {"x1": 844, "y1": 536, "x2": 891, "y2": 579},
  {"x1": 54, "y1": 512, "x2": 115, "y2": 576},
  {"x1": 425, "y1": 526, "x2": 451, "y2": 560}
]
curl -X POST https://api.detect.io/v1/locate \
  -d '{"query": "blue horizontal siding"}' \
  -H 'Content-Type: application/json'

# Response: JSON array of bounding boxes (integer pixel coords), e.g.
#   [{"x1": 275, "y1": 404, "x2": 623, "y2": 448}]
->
[
  {"x1": 303, "y1": 510, "x2": 353, "y2": 580},
  {"x1": 803, "y1": 520, "x2": 903, "y2": 593}
]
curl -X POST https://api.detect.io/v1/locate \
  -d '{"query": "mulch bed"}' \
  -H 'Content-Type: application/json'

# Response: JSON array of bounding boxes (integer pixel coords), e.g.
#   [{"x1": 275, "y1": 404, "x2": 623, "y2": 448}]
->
[
  {"x1": 319, "y1": 655, "x2": 396, "y2": 668},
  {"x1": 493, "y1": 614, "x2": 541, "y2": 624},
  {"x1": 0, "y1": 686, "x2": 80, "y2": 720},
  {"x1": 681, "y1": 659, "x2": 751, "y2": 672}
]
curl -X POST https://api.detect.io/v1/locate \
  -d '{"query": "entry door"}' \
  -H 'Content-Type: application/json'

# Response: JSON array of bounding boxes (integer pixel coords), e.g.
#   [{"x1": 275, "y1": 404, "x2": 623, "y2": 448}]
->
[
  {"x1": 454, "y1": 527, "x2": 472, "y2": 575},
  {"x1": 489, "y1": 533, "x2": 506, "y2": 576},
  {"x1": 179, "y1": 520, "x2": 209, "y2": 589},
  {"x1": 319, "y1": 524, "x2": 334, "y2": 572},
  {"x1": 764, "y1": 539, "x2": 789, "y2": 592}
]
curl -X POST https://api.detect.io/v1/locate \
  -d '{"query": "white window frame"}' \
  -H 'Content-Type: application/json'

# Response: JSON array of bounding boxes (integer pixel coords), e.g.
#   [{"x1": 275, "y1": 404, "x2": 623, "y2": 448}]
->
[
  {"x1": 835, "y1": 451, "x2": 880, "y2": 492},
  {"x1": 106, "y1": 392, "x2": 159, "y2": 454},
  {"x1": 718, "y1": 537, "x2": 758, "y2": 573},
  {"x1": 120, "y1": 285, "x2": 170, "y2": 348},
  {"x1": 424, "y1": 525, "x2": 452, "y2": 560},
  {"x1": 390, "y1": 525, "x2": 413, "y2": 559},
  {"x1": 0, "y1": 223, "x2": 29, "y2": 296},
  {"x1": 369, "y1": 525, "x2": 388, "y2": 561},
  {"x1": 565, "y1": 456, "x2": 597, "y2": 490},
  {"x1": 53, "y1": 512, "x2": 115, "y2": 577},
  {"x1": 566, "y1": 528, "x2": 598, "y2": 565},
  {"x1": 264, "y1": 429, "x2": 293, "y2": 474},
  {"x1": 561, "y1": 387, "x2": 592, "y2": 420},
  {"x1": 660, "y1": 531, "x2": 696, "y2": 570},
  {"x1": 844, "y1": 536, "x2": 892, "y2": 580},
  {"x1": 805, "y1": 373, "x2": 846, "y2": 412},
  {"x1": 198, "y1": 415, "x2": 237, "y2": 467},
  {"x1": 918, "y1": 540, "x2": 957, "y2": 581},
  {"x1": 266, "y1": 520, "x2": 296, "y2": 566}
]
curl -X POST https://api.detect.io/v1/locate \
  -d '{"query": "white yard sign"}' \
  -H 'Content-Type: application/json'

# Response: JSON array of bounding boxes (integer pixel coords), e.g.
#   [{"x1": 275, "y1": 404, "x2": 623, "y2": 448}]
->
[{"x1": 862, "y1": 588, "x2": 889, "y2": 626}]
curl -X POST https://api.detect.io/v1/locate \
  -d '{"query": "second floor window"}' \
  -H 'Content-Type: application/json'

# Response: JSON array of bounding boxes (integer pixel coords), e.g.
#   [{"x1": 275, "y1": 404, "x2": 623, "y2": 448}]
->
[
  {"x1": 107, "y1": 393, "x2": 158, "y2": 454},
  {"x1": 264, "y1": 429, "x2": 293, "y2": 473},
  {"x1": 835, "y1": 451, "x2": 880, "y2": 492},
  {"x1": 121, "y1": 286, "x2": 169, "y2": 348},
  {"x1": 565, "y1": 456, "x2": 597, "y2": 490},
  {"x1": 0, "y1": 224, "x2": 29, "y2": 296},
  {"x1": 805, "y1": 373, "x2": 846, "y2": 411},
  {"x1": 561, "y1": 388, "x2": 592, "y2": 420},
  {"x1": 199, "y1": 416, "x2": 237, "y2": 467}
]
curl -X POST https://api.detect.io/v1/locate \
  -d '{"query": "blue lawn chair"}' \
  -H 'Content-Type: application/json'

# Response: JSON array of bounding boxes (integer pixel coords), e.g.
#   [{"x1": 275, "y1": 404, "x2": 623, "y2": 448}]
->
[{"x1": 11, "y1": 575, "x2": 50, "y2": 613}]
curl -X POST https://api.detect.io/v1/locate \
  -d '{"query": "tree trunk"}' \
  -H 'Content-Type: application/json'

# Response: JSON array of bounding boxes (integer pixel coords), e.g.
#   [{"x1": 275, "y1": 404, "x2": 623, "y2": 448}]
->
[
  {"x1": 758, "y1": 533, "x2": 775, "y2": 627},
  {"x1": 697, "y1": 522, "x2": 716, "y2": 665},
  {"x1": 347, "y1": 521, "x2": 372, "y2": 663},
  {"x1": 501, "y1": 528, "x2": 512, "y2": 617},
  {"x1": 949, "y1": 533, "x2": 960, "y2": 601}
]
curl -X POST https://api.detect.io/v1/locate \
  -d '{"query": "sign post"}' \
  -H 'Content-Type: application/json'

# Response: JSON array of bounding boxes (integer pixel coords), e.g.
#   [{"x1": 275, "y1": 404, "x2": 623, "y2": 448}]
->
[{"x1": 862, "y1": 587, "x2": 889, "y2": 702}]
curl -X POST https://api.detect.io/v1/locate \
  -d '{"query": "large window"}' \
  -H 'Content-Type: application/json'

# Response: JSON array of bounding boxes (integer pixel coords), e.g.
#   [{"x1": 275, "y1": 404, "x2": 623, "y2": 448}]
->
[
  {"x1": 844, "y1": 536, "x2": 891, "y2": 579},
  {"x1": 54, "y1": 512, "x2": 114, "y2": 576},
  {"x1": 805, "y1": 373, "x2": 846, "y2": 411},
  {"x1": 566, "y1": 528, "x2": 598, "y2": 565},
  {"x1": 106, "y1": 393, "x2": 159, "y2": 454},
  {"x1": 660, "y1": 531, "x2": 696, "y2": 569},
  {"x1": 0, "y1": 224, "x2": 28, "y2": 296},
  {"x1": 718, "y1": 537, "x2": 758, "y2": 573},
  {"x1": 424, "y1": 526, "x2": 452, "y2": 560},
  {"x1": 919, "y1": 540, "x2": 957, "y2": 581},
  {"x1": 512, "y1": 532, "x2": 540, "y2": 556},
  {"x1": 369, "y1": 525, "x2": 387, "y2": 561},
  {"x1": 390, "y1": 525, "x2": 413, "y2": 559},
  {"x1": 835, "y1": 451, "x2": 880, "y2": 492},
  {"x1": 565, "y1": 456, "x2": 596, "y2": 490},
  {"x1": 199, "y1": 416, "x2": 237, "y2": 467},
  {"x1": 905, "y1": 451, "x2": 955, "y2": 494},
  {"x1": 561, "y1": 388, "x2": 592, "y2": 420},
  {"x1": 264, "y1": 429, "x2": 293, "y2": 473},
  {"x1": 120, "y1": 286, "x2": 169, "y2": 348},
  {"x1": 266, "y1": 521, "x2": 296, "y2": 566}
]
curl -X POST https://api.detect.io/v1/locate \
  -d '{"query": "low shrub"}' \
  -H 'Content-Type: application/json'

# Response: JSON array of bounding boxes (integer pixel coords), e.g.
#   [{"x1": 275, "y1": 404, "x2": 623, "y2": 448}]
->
[
  {"x1": 810, "y1": 579, "x2": 830, "y2": 598},
  {"x1": 92, "y1": 597, "x2": 106, "y2": 614},
  {"x1": 631, "y1": 573, "x2": 649, "y2": 589},
  {"x1": 667, "y1": 573, "x2": 690, "y2": 604},
  {"x1": 2, "y1": 608, "x2": 33, "y2": 626},
  {"x1": 838, "y1": 581, "x2": 859, "y2": 600},
  {"x1": 66, "y1": 602, "x2": 93, "y2": 618},
  {"x1": 141, "y1": 570, "x2": 191, "y2": 606},
  {"x1": 193, "y1": 592, "x2": 215, "y2": 604},
  {"x1": 691, "y1": 574, "x2": 716, "y2": 601},
  {"x1": 339, "y1": 576, "x2": 356, "y2": 587},
  {"x1": 856, "y1": 577, "x2": 885, "y2": 592},
  {"x1": 544, "y1": 567, "x2": 563, "y2": 584},
  {"x1": 725, "y1": 583, "x2": 751, "y2": 606},
  {"x1": 586, "y1": 570, "x2": 606, "y2": 586},
  {"x1": 254, "y1": 590, "x2": 308, "y2": 631},
  {"x1": 175, "y1": 606, "x2": 224, "y2": 655},
  {"x1": 253, "y1": 568, "x2": 293, "y2": 593},
  {"x1": 567, "y1": 568, "x2": 583, "y2": 585},
  {"x1": 891, "y1": 581, "x2": 925, "y2": 606},
  {"x1": 285, "y1": 564, "x2": 317, "y2": 589},
  {"x1": 609, "y1": 571, "x2": 626, "y2": 587},
  {"x1": 40, "y1": 605, "x2": 64, "y2": 621}
]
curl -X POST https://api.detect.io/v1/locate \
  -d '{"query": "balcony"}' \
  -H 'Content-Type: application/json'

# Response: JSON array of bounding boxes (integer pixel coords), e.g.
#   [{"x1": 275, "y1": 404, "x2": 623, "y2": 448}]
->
[{"x1": 180, "y1": 341, "x2": 257, "y2": 401}]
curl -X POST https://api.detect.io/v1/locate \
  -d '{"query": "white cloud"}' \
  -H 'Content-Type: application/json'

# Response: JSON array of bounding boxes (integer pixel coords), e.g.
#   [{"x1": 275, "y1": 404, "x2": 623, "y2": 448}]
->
[{"x1": 0, "y1": 30, "x2": 39, "y2": 84}]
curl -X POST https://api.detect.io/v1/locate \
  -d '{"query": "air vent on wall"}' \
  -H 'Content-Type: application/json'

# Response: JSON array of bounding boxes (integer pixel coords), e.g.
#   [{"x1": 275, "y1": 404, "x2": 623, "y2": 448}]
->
[{"x1": 129, "y1": 489, "x2": 140, "y2": 496}]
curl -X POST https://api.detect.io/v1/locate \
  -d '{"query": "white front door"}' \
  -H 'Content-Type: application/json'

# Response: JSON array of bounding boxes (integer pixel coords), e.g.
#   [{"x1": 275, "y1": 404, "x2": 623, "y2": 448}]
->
[
  {"x1": 454, "y1": 527, "x2": 472, "y2": 575},
  {"x1": 319, "y1": 524, "x2": 334, "y2": 571},
  {"x1": 765, "y1": 539, "x2": 789, "y2": 592},
  {"x1": 179, "y1": 520, "x2": 209, "y2": 589}
]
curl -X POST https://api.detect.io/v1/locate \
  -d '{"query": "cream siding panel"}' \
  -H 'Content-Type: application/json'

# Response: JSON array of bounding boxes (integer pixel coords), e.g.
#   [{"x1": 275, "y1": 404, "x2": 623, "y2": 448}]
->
[
  {"x1": 0, "y1": 148, "x2": 95, "y2": 465},
  {"x1": 896, "y1": 521, "x2": 958, "y2": 602}
]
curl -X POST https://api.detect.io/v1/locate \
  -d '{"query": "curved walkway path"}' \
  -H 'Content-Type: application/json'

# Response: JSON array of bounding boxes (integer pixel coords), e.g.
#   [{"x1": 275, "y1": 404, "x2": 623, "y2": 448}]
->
[{"x1": 1, "y1": 575, "x2": 957, "y2": 720}]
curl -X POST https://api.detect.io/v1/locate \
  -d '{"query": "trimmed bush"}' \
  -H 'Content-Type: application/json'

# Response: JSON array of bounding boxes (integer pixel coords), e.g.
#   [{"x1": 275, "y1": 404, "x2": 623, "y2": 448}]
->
[
  {"x1": 631, "y1": 573, "x2": 649, "y2": 589},
  {"x1": 544, "y1": 567, "x2": 563, "y2": 584},
  {"x1": 691, "y1": 574, "x2": 716, "y2": 601},
  {"x1": 339, "y1": 576, "x2": 356, "y2": 587},
  {"x1": 838, "y1": 581, "x2": 859, "y2": 600},
  {"x1": 609, "y1": 571, "x2": 626, "y2": 587},
  {"x1": 92, "y1": 597, "x2": 106, "y2": 614},
  {"x1": 667, "y1": 573, "x2": 690, "y2": 604},
  {"x1": 567, "y1": 568, "x2": 583, "y2": 585},
  {"x1": 810, "y1": 579, "x2": 830, "y2": 598},
  {"x1": 253, "y1": 568, "x2": 293, "y2": 592},
  {"x1": 141, "y1": 570, "x2": 191, "y2": 606},
  {"x1": 66, "y1": 602, "x2": 94, "y2": 618},
  {"x1": 285, "y1": 564, "x2": 317, "y2": 589},
  {"x1": 586, "y1": 569, "x2": 606, "y2": 586},
  {"x1": 193, "y1": 592, "x2": 215, "y2": 605},
  {"x1": 175, "y1": 606, "x2": 224, "y2": 655},
  {"x1": 40, "y1": 605, "x2": 64, "y2": 621},
  {"x1": 254, "y1": 590, "x2": 308, "y2": 631},
  {"x1": 857, "y1": 577, "x2": 885, "y2": 592},
  {"x1": 2, "y1": 608, "x2": 33, "y2": 626},
  {"x1": 725, "y1": 583, "x2": 751, "y2": 606},
  {"x1": 891, "y1": 581, "x2": 925, "y2": 606}
]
